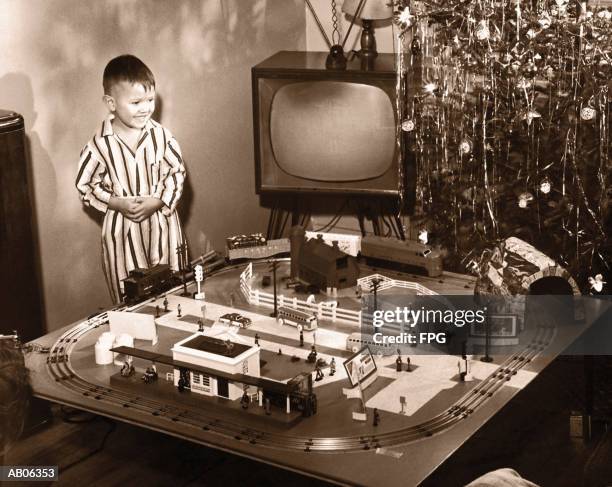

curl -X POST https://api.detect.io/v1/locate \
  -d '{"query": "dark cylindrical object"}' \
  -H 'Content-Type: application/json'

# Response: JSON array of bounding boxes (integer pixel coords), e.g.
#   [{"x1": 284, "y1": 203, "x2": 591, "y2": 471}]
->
[{"x1": 0, "y1": 110, "x2": 45, "y2": 342}]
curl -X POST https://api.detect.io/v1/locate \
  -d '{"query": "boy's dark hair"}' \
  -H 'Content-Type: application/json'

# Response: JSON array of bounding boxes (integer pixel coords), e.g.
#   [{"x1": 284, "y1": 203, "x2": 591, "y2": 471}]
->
[{"x1": 103, "y1": 55, "x2": 155, "y2": 95}]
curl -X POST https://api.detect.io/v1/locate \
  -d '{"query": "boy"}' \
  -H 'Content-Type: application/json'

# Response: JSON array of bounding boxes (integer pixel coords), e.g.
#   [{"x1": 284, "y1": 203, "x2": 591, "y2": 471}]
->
[{"x1": 76, "y1": 55, "x2": 186, "y2": 303}]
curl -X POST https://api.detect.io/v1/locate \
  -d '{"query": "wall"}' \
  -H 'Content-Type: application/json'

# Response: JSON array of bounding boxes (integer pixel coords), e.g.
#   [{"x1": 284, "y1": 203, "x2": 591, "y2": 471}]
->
[
  {"x1": 0, "y1": 0, "x2": 305, "y2": 332},
  {"x1": 305, "y1": 0, "x2": 396, "y2": 54}
]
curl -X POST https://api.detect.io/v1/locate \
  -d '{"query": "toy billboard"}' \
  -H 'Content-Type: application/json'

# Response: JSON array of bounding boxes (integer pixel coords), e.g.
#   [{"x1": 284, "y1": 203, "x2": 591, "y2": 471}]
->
[{"x1": 343, "y1": 346, "x2": 377, "y2": 388}]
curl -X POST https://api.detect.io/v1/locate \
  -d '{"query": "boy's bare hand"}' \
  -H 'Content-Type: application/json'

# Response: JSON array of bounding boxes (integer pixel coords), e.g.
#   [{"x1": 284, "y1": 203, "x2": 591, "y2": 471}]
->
[
  {"x1": 108, "y1": 196, "x2": 141, "y2": 220},
  {"x1": 130, "y1": 197, "x2": 164, "y2": 222}
]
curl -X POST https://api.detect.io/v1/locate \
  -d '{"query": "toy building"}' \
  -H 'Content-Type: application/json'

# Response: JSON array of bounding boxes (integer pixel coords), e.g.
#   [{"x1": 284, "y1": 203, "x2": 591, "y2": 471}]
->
[
  {"x1": 172, "y1": 333, "x2": 260, "y2": 400},
  {"x1": 293, "y1": 232, "x2": 359, "y2": 291}
]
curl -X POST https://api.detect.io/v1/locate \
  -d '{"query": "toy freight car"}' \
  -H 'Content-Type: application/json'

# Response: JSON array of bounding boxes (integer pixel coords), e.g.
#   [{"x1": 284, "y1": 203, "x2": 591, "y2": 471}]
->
[
  {"x1": 360, "y1": 236, "x2": 443, "y2": 277},
  {"x1": 226, "y1": 233, "x2": 267, "y2": 250},
  {"x1": 226, "y1": 236, "x2": 290, "y2": 261},
  {"x1": 122, "y1": 264, "x2": 174, "y2": 302}
]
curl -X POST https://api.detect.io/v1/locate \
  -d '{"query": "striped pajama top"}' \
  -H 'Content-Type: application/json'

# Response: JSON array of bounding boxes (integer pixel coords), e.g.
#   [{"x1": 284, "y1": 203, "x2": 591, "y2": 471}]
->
[{"x1": 76, "y1": 115, "x2": 186, "y2": 303}]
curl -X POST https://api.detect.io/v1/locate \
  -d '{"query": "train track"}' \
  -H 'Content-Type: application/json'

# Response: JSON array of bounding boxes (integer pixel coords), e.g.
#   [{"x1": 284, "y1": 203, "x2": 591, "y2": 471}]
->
[{"x1": 46, "y1": 265, "x2": 556, "y2": 453}]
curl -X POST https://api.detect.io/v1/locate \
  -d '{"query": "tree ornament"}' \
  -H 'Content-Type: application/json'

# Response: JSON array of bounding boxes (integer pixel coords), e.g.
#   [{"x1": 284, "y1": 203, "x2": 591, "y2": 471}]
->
[
  {"x1": 597, "y1": 9, "x2": 611, "y2": 20},
  {"x1": 418, "y1": 229, "x2": 428, "y2": 244},
  {"x1": 538, "y1": 12, "x2": 552, "y2": 28},
  {"x1": 458, "y1": 138, "x2": 473, "y2": 155},
  {"x1": 396, "y1": 6, "x2": 412, "y2": 28},
  {"x1": 588, "y1": 274, "x2": 606, "y2": 293},
  {"x1": 401, "y1": 119, "x2": 415, "y2": 132},
  {"x1": 523, "y1": 109, "x2": 542, "y2": 126},
  {"x1": 516, "y1": 78, "x2": 532, "y2": 90},
  {"x1": 423, "y1": 81, "x2": 438, "y2": 95},
  {"x1": 580, "y1": 106, "x2": 596, "y2": 121},
  {"x1": 475, "y1": 20, "x2": 490, "y2": 41},
  {"x1": 524, "y1": 61, "x2": 538, "y2": 77},
  {"x1": 540, "y1": 177, "x2": 552, "y2": 194},
  {"x1": 518, "y1": 192, "x2": 534, "y2": 208}
]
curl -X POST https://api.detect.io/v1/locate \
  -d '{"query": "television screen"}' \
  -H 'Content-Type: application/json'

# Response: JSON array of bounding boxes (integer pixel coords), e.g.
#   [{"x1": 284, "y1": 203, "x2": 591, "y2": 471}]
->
[
  {"x1": 253, "y1": 51, "x2": 400, "y2": 195},
  {"x1": 270, "y1": 81, "x2": 395, "y2": 182}
]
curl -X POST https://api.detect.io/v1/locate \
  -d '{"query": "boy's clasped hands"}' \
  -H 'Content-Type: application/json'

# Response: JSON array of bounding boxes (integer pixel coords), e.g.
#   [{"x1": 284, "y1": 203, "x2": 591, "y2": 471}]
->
[{"x1": 109, "y1": 196, "x2": 164, "y2": 223}]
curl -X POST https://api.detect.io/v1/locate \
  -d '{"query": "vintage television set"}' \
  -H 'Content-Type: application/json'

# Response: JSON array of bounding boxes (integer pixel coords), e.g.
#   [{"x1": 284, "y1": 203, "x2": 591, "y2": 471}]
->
[{"x1": 252, "y1": 51, "x2": 401, "y2": 196}]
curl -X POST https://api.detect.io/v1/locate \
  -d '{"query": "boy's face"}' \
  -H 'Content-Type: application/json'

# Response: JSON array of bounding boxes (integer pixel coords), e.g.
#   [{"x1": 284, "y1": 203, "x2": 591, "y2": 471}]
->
[{"x1": 104, "y1": 81, "x2": 155, "y2": 132}]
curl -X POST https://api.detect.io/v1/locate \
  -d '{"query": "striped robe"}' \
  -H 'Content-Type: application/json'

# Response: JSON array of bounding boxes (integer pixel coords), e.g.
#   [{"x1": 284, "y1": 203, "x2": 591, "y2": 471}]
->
[{"x1": 76, "y1": 116, "x2": 186, "y2": 303}]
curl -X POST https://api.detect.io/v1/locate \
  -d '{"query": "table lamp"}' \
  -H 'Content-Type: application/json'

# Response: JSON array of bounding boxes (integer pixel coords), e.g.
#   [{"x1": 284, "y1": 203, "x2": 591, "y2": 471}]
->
[{"x1": 342, "y1": 0, "x2": 393, "y2": 59}]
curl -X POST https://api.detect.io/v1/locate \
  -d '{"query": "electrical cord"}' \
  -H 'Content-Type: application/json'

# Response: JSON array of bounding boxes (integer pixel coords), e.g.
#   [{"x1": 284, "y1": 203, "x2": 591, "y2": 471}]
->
[{"x1": 313, "y1": 198, "x2": 349, "y2": 232}]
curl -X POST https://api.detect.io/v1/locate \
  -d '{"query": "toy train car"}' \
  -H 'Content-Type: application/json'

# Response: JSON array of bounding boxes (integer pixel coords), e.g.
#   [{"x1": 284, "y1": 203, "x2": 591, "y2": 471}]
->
[
  {"x1": 226, "y1": 237, "x2": 290, "y2": 261},
  {"x1": 226, "y1": 233, "x2": 267, "y2": 250},
  {"x1": 122, "y1": 264, "x2": 175, "y2": 302},
  {"x1": 360, "y1": 236, "x2": 443, "y2": 277}
]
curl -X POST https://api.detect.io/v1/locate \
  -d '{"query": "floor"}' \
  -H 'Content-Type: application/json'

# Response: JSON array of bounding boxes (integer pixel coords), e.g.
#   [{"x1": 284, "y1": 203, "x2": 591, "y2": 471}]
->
[{"x1": 5, "y1": 356, "x2": 612, "y2": 487}]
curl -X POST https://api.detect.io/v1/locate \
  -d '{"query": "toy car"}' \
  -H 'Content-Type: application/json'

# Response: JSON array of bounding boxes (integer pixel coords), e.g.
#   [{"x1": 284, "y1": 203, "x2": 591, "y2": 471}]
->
[{"x1": 219, "y1": 313, "x2": 252, "y2": 328}]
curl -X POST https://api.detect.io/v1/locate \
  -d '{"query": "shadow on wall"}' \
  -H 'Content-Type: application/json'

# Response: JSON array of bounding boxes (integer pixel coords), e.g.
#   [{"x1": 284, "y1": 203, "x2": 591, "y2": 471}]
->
[
  {"x1": 152, "y1": 94, "x2": 194, "y2": 229},
  {"x1": 0, "y1": 72, "x2": 53, "y2": 334}
]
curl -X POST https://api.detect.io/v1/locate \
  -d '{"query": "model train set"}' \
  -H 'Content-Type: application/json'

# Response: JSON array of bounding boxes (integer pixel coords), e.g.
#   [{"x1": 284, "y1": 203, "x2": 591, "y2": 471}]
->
[
  {"x1": 43, "y1": 259, "x2": 559, "y2": 453},
  {"x1": 27, "y1": 228, "x2": 607, "y2": 486}
]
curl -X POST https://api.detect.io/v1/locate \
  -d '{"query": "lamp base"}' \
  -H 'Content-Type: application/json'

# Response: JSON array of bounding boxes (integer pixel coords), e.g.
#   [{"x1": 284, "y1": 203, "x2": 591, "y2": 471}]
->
[{"x1": 359, "y1": 19, "x2": 378, "y2": 59}]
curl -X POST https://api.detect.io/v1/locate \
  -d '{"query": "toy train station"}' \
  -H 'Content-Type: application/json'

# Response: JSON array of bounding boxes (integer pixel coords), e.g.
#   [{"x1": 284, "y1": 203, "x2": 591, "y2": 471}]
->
[{"x1": 111, "y1": 322, "x2": 318, "y2": 419}]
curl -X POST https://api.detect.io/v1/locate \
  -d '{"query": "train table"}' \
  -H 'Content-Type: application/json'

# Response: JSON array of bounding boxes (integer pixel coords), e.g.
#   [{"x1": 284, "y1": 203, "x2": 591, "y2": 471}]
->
[{"x1": 25, "y1": 260, "x2": 610, "y2": 486}]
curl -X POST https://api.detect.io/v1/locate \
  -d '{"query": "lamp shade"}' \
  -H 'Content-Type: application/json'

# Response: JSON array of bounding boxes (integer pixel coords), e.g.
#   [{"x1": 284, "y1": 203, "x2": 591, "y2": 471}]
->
[{"x1": 341, "y1": 0, "x2": 393, "y2": 20}]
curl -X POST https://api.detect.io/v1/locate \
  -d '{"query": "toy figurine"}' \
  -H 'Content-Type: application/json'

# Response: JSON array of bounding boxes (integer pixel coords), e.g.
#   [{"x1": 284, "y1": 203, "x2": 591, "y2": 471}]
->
[
  {"x1": 120, "y1": 357, "x2": 135, "y2": 377},
  {"x1": 458, "y1": 360, "x2": 465, "y2": 381},
  {"x1": 163, "y1": 297, "x2": 169, "y2": 312},
  {"x1": 278, "y1": 348, "x2": 282, "y2": 356},
  {"x1": 355, "y1": 284, "x2": 363, "y2": 299},
  {"x1": 373, "y1": 408, "x2": 380, "y2": 427},
  {"x1": 155, "y1": 305, "x2": 160, "y2": 318},
  {"x1": 255, "y1": 333, "x2": 260, "y2": 346},
  {"x1": 315, "y1": 365, "x2": 324, "y2": 382},
  {"x1": 177, "y1": 304, "x2": 182, "y2": 318},
  {"x1": 330, "y1": 358, "x2": 336, "y2": 376},
  {"x1": 265, "y1": 397, "x2": 271, "y2": 415},
  {"x1": 396, "y1": 354, "x2": 403, "y2": 372},
  {"x1": 197, "y1": 319, "x2": 204, "y2": 333},
  {"x1": 142, "y1": 363, "x2": 158, "y2": 383},
  {"x1": 307, "y1": 345, "x2": 317, "y2": 363},
  {"x1": 299, "y1": 330, "x2": 304, "y2": 347},
  {"x1": 241, "y1": 389, "x2": 250, "y2": 409}
]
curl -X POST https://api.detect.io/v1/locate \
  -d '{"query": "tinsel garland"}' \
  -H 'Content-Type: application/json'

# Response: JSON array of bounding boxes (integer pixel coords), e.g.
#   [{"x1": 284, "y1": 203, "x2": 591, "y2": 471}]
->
[{"x1": 392, "y1": 0, "x2": 611, "y2": 292}]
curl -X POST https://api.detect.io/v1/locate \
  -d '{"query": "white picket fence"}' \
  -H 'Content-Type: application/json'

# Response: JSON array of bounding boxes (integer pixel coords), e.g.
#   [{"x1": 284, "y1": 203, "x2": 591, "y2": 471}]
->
[
  {"x1": 357, "y1": 274, "x2": 438, "y2": 296},
  {"x1": 239, "y1": 264, "x2": 437, "y2": 327},
  {"x1": 239, "y1": 263, "x2": 362, "y2": 325}
]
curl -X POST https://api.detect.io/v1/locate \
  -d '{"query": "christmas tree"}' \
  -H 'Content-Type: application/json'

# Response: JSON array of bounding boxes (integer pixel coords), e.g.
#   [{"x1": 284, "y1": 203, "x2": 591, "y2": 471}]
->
[{"x1": 393, "y1": 0, "x2": 611, "y2": 292}]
